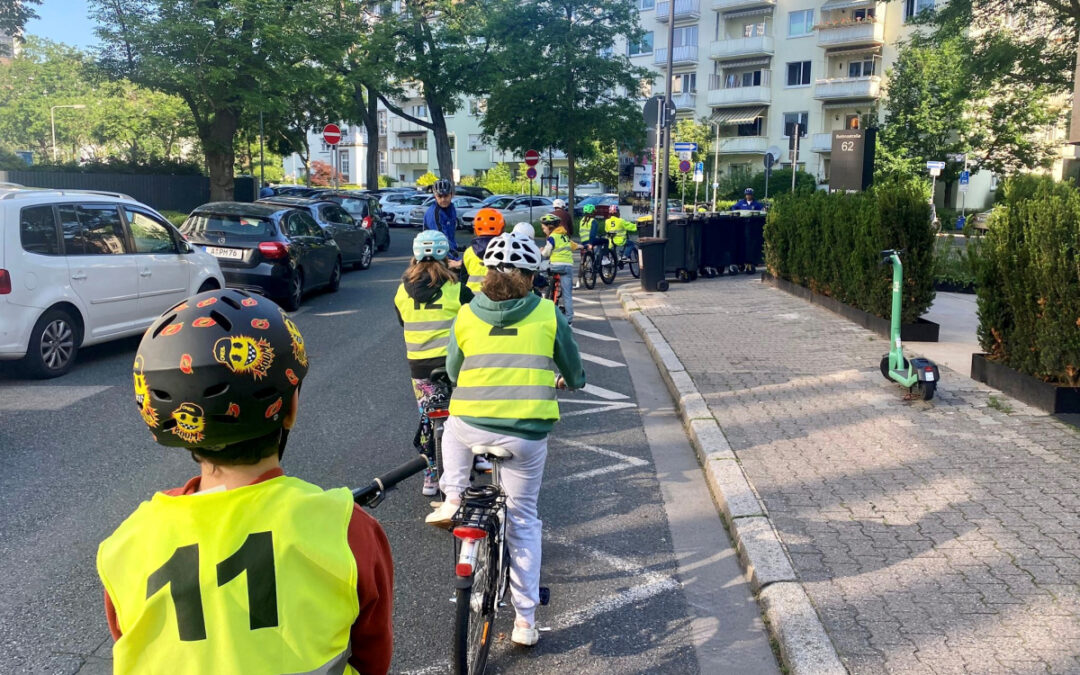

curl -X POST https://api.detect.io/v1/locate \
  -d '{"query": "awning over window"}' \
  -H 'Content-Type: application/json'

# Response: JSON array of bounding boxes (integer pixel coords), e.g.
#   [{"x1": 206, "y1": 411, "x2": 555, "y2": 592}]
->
[
  {"x1": 825, "y1": 45, "x2": 882, "y2": 57},
  {"x1": 723, "y1": 6, "x2": 774, "y2": 19},
  {"x1": 821, "y1": 0, "x2": 877, "y2": 10},
  {"x1": 822, "y1": 100, "x2": 877, "y2": 111},
  {"x1": 722, "y1": 56, "x2": 772, "y2": 70},
  {"x1": 711, "y1": 106, "x2": 767, "y2": 125}
]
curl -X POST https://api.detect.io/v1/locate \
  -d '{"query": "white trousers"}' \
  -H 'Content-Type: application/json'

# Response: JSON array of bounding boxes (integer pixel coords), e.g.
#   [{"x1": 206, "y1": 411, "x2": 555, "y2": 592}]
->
[{"x1": 441, "y1": 416, "x2": 548, "y2": 625}]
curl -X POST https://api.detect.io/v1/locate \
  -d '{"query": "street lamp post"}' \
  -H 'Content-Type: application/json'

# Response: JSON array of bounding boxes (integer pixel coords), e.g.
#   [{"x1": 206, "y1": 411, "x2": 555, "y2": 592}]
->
[{"x1": 50, "y1": 104, "x2": 86, "y2": 163}]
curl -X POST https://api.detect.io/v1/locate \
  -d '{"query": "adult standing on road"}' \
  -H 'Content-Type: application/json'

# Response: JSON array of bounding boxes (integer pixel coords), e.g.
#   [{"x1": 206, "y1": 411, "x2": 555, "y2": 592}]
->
[
  {"x1": 423, "y1": 178, "x2": 461, "y2": 264},
  {"x1": 425, "y1": 233, "x2": 586, "y2": 647},
  {"x1": 98, "y1": 291, "x2": 394, "y2": 674}
]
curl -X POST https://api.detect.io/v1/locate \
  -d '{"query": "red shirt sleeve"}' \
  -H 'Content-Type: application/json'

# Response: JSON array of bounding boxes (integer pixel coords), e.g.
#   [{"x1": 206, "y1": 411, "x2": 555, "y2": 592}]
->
[{"x1": 347, "y1": 505, "x2": 395, "y2": 675}]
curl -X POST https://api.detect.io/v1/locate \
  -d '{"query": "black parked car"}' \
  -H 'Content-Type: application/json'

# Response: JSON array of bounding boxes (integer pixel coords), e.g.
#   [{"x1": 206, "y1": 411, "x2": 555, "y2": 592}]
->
[
  {"x1": 274, "y1": 186, "x2": 326, "y2": 198},
  {"x1": 181, "y1": 202, "x2": 342, "y2": 311},
  {"x1": 318, "y1": 191, "x2": 391, "y2": 251},
  {"x1": 257, "y1": 196, "x2": 374, "y2": 271}
]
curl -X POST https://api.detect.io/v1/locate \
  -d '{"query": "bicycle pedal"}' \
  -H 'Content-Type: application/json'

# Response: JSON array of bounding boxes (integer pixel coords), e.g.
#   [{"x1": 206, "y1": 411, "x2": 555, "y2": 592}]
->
[{"x1": 538, "y1": 587, "x2": 550, "y2": 606}]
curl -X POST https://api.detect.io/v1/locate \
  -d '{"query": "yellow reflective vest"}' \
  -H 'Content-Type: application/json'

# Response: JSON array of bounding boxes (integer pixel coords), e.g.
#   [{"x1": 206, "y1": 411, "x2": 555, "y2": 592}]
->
[
  {"x1": 97, "y1": 476, "x2": 359, "y2": 675},
  {"x1": 395, "y1": 281, "x2": 462, "y2": 360},
  {"x1": 578, "y1": 216, "x2": 595, "y2": 242},
  {"x1": 548, "y1": 231, "x2": 573, "y2": 265},
  {"x1": 462, "y1": 247, "x2": 487, "y2": 292},
  {"x1": 449, "y1": 301, "x2": 560, "y2": 421}
]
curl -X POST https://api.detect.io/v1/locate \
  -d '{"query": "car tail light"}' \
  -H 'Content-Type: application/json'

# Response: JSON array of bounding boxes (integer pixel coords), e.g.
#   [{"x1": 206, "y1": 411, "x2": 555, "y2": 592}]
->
[
  {"x1": 0, "y1": 269, "x2": 10, "y2": 294},
  {"x1": 362, "y1": 216, "x2": 373, "y2": 229},
  {"x1": 453, "y1": 526, "x2": 488, "y2": 541},
  {"x1": 258, "y1": 242, "x2": 289, "y2": 259}
]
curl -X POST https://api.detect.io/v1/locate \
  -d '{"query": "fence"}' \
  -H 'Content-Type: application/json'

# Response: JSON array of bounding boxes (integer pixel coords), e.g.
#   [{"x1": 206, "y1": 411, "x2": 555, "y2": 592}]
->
[{"x1": 0, "y1": 171, "x2": 255, "y2": 213}]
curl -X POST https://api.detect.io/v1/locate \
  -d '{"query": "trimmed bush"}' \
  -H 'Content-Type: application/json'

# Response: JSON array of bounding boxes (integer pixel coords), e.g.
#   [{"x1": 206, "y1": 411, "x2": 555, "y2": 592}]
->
[
  {"x1": 765, "y1": 179, "x2": 934, "y2": 323},
  {"x1": 976, "y1": 176, "x2": 1080, "y2": 386}
]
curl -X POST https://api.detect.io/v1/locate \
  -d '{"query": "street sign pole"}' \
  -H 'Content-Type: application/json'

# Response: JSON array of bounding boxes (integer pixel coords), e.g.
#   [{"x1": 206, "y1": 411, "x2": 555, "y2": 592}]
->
[
  {"x1": 791, "y1": 123, "x2": 799, "y2": 193},
  {"x1": 711, "y1": 123, "x2": 720, "y2": 209},
  {"x1": 524, "y1": 150, "x2": 540, "y2": 226},
  {"x1": 658, "y1": 0, "x2": 676, "y2": 240},
  {"x1": 961, "y1": 155, "x2": 969, "y2": 222},
  {"x1": 653, "y1": 107, "x2": 662, "y2": 221}
]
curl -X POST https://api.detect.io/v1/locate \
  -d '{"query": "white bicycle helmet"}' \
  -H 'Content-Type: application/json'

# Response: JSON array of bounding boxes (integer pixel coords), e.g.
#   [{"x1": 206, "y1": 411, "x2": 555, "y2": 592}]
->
[
  {"x1": 552, "y1": 199, "x2": 566, "y2": 209},
  {"x1": 412, "y1": 230, "x2": 450, "y2": 261},
  {"x1": 511, "y1": 222, "x2": 535, "y2": 240},
  {"x1": 482, "y1": 232, "x2": 542, "y2": 271}
]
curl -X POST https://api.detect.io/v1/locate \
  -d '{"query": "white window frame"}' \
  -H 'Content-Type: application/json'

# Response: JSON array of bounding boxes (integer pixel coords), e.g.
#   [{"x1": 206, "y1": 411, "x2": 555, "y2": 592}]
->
[
  {"x1": 782, "y1": 112, "x2": 809, "y2": 138},
  {"x1": 785, "y1": 61, "x2": 812, "y2": 88},
  {"x1": 468, "y1": 134, "x2": 487, "y2": 151},
  {"x1": 629, "y1": 31, "x2": 654, "y2": 56},
  {"x1": 905, "y1": 0, "x2": 934, "y2": 21},
  {"x1": 788, "y1": 9, "x2": 814, "y2": 37},
  {"x1": 637, "y1": 0, "x2": 655, "y2": 10}
]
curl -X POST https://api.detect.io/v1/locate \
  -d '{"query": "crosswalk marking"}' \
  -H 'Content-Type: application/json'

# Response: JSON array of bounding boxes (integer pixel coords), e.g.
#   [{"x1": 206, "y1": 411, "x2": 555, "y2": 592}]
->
[
  {"x1": 579, "y1": 352, "x2": 625, "y2": 368},
  {"x1": 573, "y1": 311, "x2": 605, "y2": 321},
  {"x1": 572, "y1": 326, "x2": 617, "y2": 342},
  {"x1": 575, "y1": 296, "x2": 601, "y2": 305}
]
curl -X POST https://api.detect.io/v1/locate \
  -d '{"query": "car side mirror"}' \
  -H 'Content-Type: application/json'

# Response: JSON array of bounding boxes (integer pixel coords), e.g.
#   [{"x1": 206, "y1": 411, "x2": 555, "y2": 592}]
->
[{"x1": 180, "y1": 241, "x2": 194, "y2": 254}]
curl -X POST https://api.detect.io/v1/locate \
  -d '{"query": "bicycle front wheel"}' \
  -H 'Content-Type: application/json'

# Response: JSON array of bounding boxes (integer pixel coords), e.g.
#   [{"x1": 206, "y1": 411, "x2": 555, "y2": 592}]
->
[
  {"x1": 599, "y1": 248, "x2": 617, "y2": 285},
  {"x1": 453, "y1": 527, "x2": 499, "y2": 675},
  {"x1": 625, "y1": 244, "x2": 639, "y2": 278},
  {"x1": 581, "y1": 253, "x2": 597, "y2": 290}
]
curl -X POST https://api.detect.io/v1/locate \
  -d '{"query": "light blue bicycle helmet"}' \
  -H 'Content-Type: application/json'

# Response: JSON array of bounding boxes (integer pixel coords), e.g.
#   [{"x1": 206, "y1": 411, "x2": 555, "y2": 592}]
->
[{"x1": 413, "y1": 230, "x2": 450, "y2": 261}]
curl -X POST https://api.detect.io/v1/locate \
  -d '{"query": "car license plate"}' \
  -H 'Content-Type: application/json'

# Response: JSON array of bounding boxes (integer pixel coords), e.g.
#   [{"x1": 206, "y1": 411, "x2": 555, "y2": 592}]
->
[{"x1": 205, "y1": 246, "x2": 243, "y2": 260}]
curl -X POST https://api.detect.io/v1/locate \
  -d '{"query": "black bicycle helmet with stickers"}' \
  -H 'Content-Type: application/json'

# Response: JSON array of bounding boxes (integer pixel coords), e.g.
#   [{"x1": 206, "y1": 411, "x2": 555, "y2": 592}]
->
[
  {"x1": 482, "y1": 232, "x2": 542, "y2": 271},
  {"x1": 132, "y1": 289, "x2": 309, "y2": 450},
  {"x1": 433, "y1": 178, "x2": 454, "y2": 196}
]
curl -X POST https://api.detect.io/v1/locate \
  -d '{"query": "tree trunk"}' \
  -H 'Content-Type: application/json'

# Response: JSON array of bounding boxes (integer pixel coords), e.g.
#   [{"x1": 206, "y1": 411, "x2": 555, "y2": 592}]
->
[
  {"x1": 429, "y1": 103, "x2": 453, "y2": 180},
  {"x1": 203, "y1": 108, "x2": 238, "y2": 202},
  {"x1": 567, "y1": 147, "x2": 576, "y2": 228},
  {"x1": 365, "y1": 86, "x2": 380, "y2": 190},
  {"x1": 302, "y1": 138, "x2": 311, "y2": 187}
]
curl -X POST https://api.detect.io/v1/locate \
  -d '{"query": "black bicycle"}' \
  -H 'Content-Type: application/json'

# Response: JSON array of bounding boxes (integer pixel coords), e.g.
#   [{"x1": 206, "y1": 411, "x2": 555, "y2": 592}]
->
[
  {"x1": 579, "y1": 246, "x2": 598, "y2": 289},
  {"x1": 593, "y1": 232, "x2": 639, "y2": 285}
]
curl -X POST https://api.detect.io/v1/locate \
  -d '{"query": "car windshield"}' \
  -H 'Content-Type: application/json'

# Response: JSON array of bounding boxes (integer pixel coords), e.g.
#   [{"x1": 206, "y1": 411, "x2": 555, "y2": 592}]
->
[
  {"x1": 183, "y1": 213, "x2": 274, "y2": 238},
  {"x1": 485, "y1": 197, "x2": 515, "y2": 210},
  {"x1": 403, "y1": 195, "x2": 429, "y2": 206},
  {"x1": 324, "y1": 196, "x2": 368, "y2": 215},
  {"x1": 579, "y1": 196, "x2": 615, "y2": 207}
]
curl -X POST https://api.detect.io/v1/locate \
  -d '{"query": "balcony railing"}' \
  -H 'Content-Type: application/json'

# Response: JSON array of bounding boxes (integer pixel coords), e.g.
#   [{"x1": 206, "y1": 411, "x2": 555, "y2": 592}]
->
[
  {"x1": 389, "y1": 148, "x2": 428, "y2": 165},
  {"x1": 815, "y1": 20, "x2": 885, "y2": 47},
  {"x1": 709, "y1": 35, "x2": 774, "y2": 61},
  {"x1": 718, "y1": 137, "x2": 769, "y2": 154},
  {"x1": 656, "y1": 0, "x2": 701, "y2": 21},
  {"x1": 712, "y1": 0, "x2": 774, "y2": 9},
  {"x1": 389, "y1": 116, "x2": 429, "y2": 135},
  {"x1": 671, "y1": 92, "x2": 697, "y2": 110},
  {"x1": 813, "y1": 75, "x2": 882, "y2": 100},
  {"x1": 811, "y1": 132, "x2": 833, "y2": 153},
  {"x1": 654, "y1": 45, "x2": 700, "y2": 66},
  {"x1": 706, "y1": 72, "x2": 772, "y2": 107}
]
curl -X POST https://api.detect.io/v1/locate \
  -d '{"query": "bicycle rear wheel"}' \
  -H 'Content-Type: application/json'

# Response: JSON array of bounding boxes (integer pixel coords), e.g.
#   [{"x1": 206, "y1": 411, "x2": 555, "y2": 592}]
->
[
  {"x1": 580, "y1": 252, "x2": 597, "y2": 289},
  {"x1": 599, "y1": 247, "x2": 617, "y2": 285},
  {"x1": 625, "y1": 243, "x2": 639, "y2": 278},
  {"x1": 453, "y1": 525, "x2": 499, "y2": 675}
]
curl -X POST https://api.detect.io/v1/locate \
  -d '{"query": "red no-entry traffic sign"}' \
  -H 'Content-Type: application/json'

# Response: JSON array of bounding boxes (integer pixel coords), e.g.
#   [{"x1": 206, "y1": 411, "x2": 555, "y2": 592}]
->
[
  {"x1": 524, "y1": 149, "x2": 540, "y2": 167},
  {"x1": 322, "y1": 124, "x2": 342, "y2": 146}
]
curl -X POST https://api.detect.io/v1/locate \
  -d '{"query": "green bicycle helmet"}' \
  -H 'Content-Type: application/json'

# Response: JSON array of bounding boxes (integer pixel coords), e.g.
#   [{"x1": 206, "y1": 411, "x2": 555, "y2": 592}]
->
[
  {"x1": 582, "y1": 204, "x2": 596, "y2": 214},
  {"x1": 132, "y1": 289, "x2": 309, "y2": 450}
]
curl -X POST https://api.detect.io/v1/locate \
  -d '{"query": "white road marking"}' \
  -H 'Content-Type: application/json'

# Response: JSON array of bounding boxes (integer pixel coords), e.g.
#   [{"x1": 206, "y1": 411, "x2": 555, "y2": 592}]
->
[
  {"x1": 399, "y1": 664, "x2": 448, "y2": 675},
  {"x1": 0, "y1": 385, "x2": 112, "y2": 412},
  {"x1": 556, "y1": 438, "x2": 648, "y2": 481},
  {"x1": 572, "y1": 311, "x2": 605, "y2": 321},
  {"x1": 574, "y1": 296, "x2": 601, "y2": 305},
  {"x1": 558, "y1": 401, "x2": 638, "y2": 417},
  {"x1": 579, "y1": 351, "x2": 625, "y2": 368},
  {"x1": 580, "y1": 383, "x2": 630, "y2": 400},
  {"x1": 572, "y1": 326, "x2": 617, "y2": 342},
  {"x1": 312, "y1": 309, "x2": 358, "y2": 317}
]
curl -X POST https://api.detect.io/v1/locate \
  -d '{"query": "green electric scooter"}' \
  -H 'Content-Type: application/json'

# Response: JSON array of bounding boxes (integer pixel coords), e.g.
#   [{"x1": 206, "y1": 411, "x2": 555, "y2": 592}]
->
[{"x1": 879, "y1": 249, "x2": 940, "y2": 400}]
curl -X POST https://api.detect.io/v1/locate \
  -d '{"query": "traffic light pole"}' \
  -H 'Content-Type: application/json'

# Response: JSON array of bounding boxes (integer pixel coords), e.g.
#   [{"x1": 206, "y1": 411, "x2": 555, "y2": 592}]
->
[{"x1": 657, "y1": 0, "x2": 676, "y2": 240}]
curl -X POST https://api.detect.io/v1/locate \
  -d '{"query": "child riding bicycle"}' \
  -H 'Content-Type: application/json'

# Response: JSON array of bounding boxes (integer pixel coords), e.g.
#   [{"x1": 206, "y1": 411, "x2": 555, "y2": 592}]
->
[
  {"x1": 539, "y1": 212, "x2": 577, "y2": 324},
  {"x1": 461, "y1": 208, "x2": 506, "y2": 292},
  {"x1": 425, "y1": 233, "x2": 586, "y2": 647},
  {"x1": 395, "y1": 230, "x2": 475, "y2": 496},
  {"x1": 99, "y1": 291, "x2": 393, "y2": 674}
]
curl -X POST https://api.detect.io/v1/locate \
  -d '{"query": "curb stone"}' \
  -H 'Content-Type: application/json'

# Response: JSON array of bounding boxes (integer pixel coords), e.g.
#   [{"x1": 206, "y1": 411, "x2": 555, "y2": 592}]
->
[{"x1": 616, "y1": 287, "x2": 847, "y2": 675}]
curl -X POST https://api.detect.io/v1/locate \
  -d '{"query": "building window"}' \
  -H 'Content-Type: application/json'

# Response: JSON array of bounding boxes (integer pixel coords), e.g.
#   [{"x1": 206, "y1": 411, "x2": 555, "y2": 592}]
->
[
  {"x1": 468, "y1": 134, "x2": 486, "y2": 151},
  {"x1": 629, "y1": 31, "x2": 654, "y2": 55},
  {"x1": 637, "y1": 0, "x2": 654, "y2": 9},
  {"x1": 672, "y1": 72, "x2": 697, "y2": 94},
  {"x1": 737, "y1": 118, "x2": 763, "y2": 137},
  {"x1": 379, "y1": 151, "x2": 387, "y2": 175},
  {"x1": 639, "y1": 78, "x2": 654, "y2": 98},
  {"x1": 469, "y1": 99, "x2": 488, "y2": 116},
  {"x1": 672, "y1": 25, "x2": 698, "y2": 48},
  {"x1": 783, "y1": 112, "x2": 809, "y2": 137},
  {"x1": 786, "y1": 61, "x2": 811, "y2": 87},
  {"x1": 845, "y1": 114, "x2": 861, "y2": 129},
  {"x1": 743, "y1": 22, "x2": 767, "y2": 38},
  {"x1": 852, "y1": 7, "x2": 875, "y2": 20},
  {"x1": 340, "y1": 151, "x2": 349, "y2": 178},
  {"x1": 905, "y1": 0, "x2": 934, "y2": 20},
  {"x1": 788, "y1": 10, "x2": 814, "y2": 37},
  {"x1": 377, "y1": 111, "x2": 387, "y2": 135},
  {"x1": 847, "y1": 57, "x2": 876, "y2": 77},
  {"x1": 411, "y1": 104, "x2": 428, "y2": 118}
]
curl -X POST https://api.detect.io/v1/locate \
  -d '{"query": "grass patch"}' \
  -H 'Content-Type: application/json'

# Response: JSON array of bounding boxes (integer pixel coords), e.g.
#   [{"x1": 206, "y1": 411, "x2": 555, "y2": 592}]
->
[{"x1": 987, "y1": 395, "x2": 1014, "y2": 414}]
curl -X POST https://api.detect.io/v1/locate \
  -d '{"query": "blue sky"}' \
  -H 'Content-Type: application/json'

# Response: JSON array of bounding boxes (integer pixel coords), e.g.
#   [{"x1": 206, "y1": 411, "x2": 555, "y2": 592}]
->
[{"x1": 25, "y1": 0, "x2": 98, "y2": 50}]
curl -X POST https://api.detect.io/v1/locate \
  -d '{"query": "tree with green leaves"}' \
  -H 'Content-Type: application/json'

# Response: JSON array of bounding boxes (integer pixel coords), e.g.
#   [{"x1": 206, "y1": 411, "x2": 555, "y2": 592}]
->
[
  {"x1": 481, "y1": 0, "x2": 647, "y2": 212},
  {"x1": 91, "y1": 0, "x2": 344, "y2": 200},
  {"x1": 577, "y1": 141, "x2": 619, "y2": 188}
]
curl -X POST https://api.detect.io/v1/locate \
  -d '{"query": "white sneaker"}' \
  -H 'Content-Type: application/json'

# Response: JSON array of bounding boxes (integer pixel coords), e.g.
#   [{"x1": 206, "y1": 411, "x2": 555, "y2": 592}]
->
[
  {"x1": 511, "y1": 622, "x2": 539, "y2": 646},
  {"x1": 424, "y1": 500, "x2": 459, "y2": 529},
  {"x1": 573, "y1": 281, "x2": 581, "y2": 289},
  {"x1": 474, "y1": 456, "x2": 493, "y2": 472}
]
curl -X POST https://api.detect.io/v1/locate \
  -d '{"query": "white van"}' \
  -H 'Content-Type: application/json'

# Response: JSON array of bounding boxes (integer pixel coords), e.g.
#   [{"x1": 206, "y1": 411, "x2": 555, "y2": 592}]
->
[{"x1": 0, "y1": 187, "x2": 224, "y2": 377}]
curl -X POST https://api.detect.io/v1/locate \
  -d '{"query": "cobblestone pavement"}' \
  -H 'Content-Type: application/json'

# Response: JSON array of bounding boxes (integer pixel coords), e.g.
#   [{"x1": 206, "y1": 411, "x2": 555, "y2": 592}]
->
[{"x1": 634, "y1": 276, "x2": 1080, "y2": 674}]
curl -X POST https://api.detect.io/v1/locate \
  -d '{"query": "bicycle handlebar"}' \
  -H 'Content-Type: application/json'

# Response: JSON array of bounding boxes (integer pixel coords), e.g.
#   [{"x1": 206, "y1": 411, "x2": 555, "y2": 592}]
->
[{"x1": 353, "y1": 455, "x2": 429, "y2": 508}]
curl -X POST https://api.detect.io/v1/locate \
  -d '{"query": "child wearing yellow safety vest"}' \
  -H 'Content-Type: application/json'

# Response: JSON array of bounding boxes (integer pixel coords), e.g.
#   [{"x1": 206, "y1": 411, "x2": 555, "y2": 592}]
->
[
  {"x1": 425, "y1": 233, "x2": 586, "y2": 648},
  {"x1": 99, "y1": 290, "x2": 394, "y2": 675},
  {"x1": 539, "y1": 212, "x2": 578, "y2": 324},
  {"x1": 461, "y1": 207, "x2": 506, "y2": 292},
  {"x1": 394, "y1": 230, "x2": 474, "y2": 496}
]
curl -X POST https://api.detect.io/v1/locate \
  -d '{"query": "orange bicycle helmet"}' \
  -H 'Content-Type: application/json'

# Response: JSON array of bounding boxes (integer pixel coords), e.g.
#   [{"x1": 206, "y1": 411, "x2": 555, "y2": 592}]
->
[{"x1": 473, "y1": 208, "x2": 506, "y2": 237}]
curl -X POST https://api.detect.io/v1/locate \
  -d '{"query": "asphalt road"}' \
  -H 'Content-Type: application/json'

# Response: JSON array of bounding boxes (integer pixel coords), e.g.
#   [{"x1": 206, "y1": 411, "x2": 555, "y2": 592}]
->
[{"x1": 0, "y1": 232, "x2": 777, "y2": 674}]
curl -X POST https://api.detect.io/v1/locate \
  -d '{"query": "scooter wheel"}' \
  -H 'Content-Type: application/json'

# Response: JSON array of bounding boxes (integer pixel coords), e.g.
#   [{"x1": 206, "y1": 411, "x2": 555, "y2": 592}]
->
[
  {"x1": 918, "y1": 381, "x2": 936, "y2": 401},
  {"x1": 880, "y1": 355, "x2": 908, "y2": 381}
]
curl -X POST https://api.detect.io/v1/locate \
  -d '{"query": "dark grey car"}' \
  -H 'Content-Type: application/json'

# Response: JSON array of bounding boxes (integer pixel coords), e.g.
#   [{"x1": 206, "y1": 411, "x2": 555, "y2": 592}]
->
[{"x1": 257, "y1": 197, "x2": 374, "y2": 271}]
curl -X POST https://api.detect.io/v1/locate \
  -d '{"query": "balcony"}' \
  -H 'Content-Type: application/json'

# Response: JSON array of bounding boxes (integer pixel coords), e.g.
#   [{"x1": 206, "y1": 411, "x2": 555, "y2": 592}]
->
[
  {"x1": 718, "y1": 136, "x2": 769, "y2": 154},
  {"x1": 654, "y1": 45, "x2": 700, "y2": 67},
  {"x1": 656, "y1": 0, "x2": 701, "y2": 22},
  {"x1": 389, "y1": 148, "x2": 428, "y2": 165},
  {"x1": 707, "y1": 85, "x2": 771, "y2": 107},
  {"x1": 710, "y1": 35, "x2": 774, "y2": 61},
  {"x1": 816, "y1": 20, "x2": 885, "y2": 47},
  {"x1": 389, "y1": 116, "x2": 429, "y2": 135},
  {"x1": 813, "y1": 75, "x2": 882, "y2": 100},
  {"x1": 712, "y1": 0, "x2": 775, "y2": 10},
  {"x1": 811, "y1": 132, "x2": 833, "y2": 153},
  {"x1": 671, "y1": 92, "x2": 697, "y2": 110},
  {"x1": 491, "y1": 148, "x2": 566, "y2": 163}
]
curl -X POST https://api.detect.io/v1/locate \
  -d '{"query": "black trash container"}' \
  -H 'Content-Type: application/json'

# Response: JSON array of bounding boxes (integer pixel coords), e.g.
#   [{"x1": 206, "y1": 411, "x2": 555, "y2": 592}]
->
[
  {"x1": 663, "y1": 217, "x2": 702, "y2": 282},
  {"x1": 742, "y1": 214, "x2": 766, "y2": 269},
  {"x1": 638, "y1": 237, "x2": 669, "y2": 292}
]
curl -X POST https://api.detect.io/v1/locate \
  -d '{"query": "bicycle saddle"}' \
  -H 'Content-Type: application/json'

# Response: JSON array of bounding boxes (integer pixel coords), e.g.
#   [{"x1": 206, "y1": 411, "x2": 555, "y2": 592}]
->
[{"x1": 472, "y1": 445, "x2": 513, "y2": 459}]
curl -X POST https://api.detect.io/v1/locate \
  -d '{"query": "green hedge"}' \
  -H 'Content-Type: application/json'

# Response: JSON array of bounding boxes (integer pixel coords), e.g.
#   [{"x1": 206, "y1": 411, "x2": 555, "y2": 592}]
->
[
  {"x1": 764, "y1": 180, "x2": 935, "y2": 323},
  {"x1": 976, "y1": 176, "x2": 1080, "y2": 386}
]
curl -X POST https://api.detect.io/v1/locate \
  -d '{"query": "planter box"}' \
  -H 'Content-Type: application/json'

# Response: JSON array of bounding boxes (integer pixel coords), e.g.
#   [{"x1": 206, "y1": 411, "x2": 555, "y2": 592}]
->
[
  {"x1": 970, "y1": 354, "x2": 1080, "y2": 414},
  {"x1": 762, "y1": 272, "x2": 940, "y2": 342},
  {"x1": 934, "y1": 280, "x2": 976, "y2": 294}
]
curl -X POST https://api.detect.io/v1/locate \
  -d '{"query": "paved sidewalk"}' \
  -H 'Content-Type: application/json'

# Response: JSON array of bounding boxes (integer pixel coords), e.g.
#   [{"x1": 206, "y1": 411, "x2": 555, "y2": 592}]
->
[{"x1": 630, "y1": 276, "x2": 1080, "y2": 674}]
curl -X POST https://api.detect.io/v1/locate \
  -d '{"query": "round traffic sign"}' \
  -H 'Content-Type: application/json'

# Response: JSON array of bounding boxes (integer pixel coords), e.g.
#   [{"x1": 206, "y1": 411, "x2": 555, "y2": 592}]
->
[
  {"x1": 524, "y1": 149, "x2": 541, "y2": 167},
  {"x1": 322, "y1": 123, "x2": 341, "y2": 146},
  {"x1": 764, "y1": 153, "x2": 774, "y2": 169},
  {"x1": 526, "y1": 167, "x2": 537, "y2": 180},
  {"x1": 678, "y1": 159, "x2": 691, "y2": 173}
]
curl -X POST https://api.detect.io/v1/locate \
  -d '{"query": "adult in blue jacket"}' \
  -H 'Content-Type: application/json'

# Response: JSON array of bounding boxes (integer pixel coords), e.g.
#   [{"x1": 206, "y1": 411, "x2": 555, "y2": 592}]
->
[
  {"x1": 732, "y1": 187, "x2": 765, "y2": 211},
  {"x1": 424, "y1": 178, "x2": 461, "y2": 261}
]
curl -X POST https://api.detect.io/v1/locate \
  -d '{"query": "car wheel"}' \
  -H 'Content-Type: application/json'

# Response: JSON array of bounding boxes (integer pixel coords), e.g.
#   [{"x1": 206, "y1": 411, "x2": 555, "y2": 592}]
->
[
  {"x1": 327, "y1": 258, "x2": 342, "y2": 292},
  {"x1": 280, "y1": 268, "x2": 303, "y2": 311},
  {"x1": 21, "y1": 307, "x2": 80, "y2": 378},
  {"x1": 197, "y1": 279, "x2": 220, "y2": 293},
  {"x1": 356, "y1": 240, "x2": 374, "y2": 270}
]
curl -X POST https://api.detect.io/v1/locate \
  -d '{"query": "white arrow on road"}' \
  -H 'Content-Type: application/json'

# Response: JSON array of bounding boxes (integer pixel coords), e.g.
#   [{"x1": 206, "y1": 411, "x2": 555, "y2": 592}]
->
[
  {"x1": 579, "y1": 351, "x2": 625, "y2": 368},
  {"x1": 579, "y1": 383, "x2": 630, "y2": 400},
  {"x1": 574, "y1": 296, "x2": 601, "y2": 305},
  {"x1": 558, "y1": 400, "x2": 638, "y2": 417},
  {"x1": 572, "y1": 311, "x2": 605, "y2": 322},
  {"x1": 556, "y1": 438, "x2": 648, "y2": 481},
  {"x1": 572, "y1": 326, "x2": 617, "y2": 342}
]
